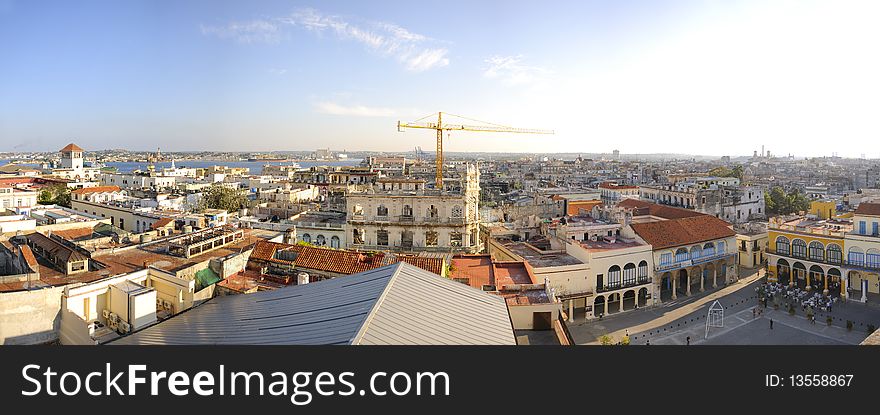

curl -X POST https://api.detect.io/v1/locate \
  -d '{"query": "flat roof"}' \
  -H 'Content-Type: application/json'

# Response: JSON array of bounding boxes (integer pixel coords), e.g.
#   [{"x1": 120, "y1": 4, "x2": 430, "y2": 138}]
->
[{"x1": 503, "y1": 242, "x2": 583, "y2": 268}]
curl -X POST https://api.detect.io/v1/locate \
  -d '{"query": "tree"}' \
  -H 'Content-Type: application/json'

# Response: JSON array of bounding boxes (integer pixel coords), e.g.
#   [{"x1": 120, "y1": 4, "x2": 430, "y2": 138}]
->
[
  {"x1": 708, "y1": 165, "x2": 743, "y2": 180},
  {"x1": 765, "y1": 186, "x2": 810, "y2": 215},
  {"x1": 196, "y1": 184, "x2": 247, "y2": 213},
  {"x1": 37, "y1": 184, "x2": 71, "y2": 207}
]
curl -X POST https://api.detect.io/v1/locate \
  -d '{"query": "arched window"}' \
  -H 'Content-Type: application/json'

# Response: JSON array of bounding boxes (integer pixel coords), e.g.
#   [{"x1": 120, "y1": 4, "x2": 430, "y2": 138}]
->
[
  {"x1": 703, "y1": 242, "x2": 715, "y2": 256},
  {"x1": 775, "y1": 236, "x2": 790, "y2": 255},
  {"x1": 608, "y1": 265, "x2": 621, "y2": 288},
  {"x1": 451, "y1": 205, "x2": 463, "y2": 218},
  {"x1": 826, "y1": 244, "x2": 842, "y2": 265},
  {"x1": 690, "y1": 245, "x2": 702, "y2": 260},
  {"x1": 717, "y1": 241, "x2": 726, "y2": 255},
  {"x1": 301, "y1": 233, "x2": 311, "y2": 243},
  {"x1": 848, "y1": 247, "x2": 864, "y2": 266},
  {"x1": 675, "y1": 248, "x2": 689, "y2": 263},
  {"x1": 868, "y1": 248, "x2": 880, "y2": 269},
  {"x1": 402, "y1": 205, "x2": 413, "y2": 217},
  {"x1": 808, "y1": 241, "x2": 825, "y2": 262},
  {"x1": 638, "y1": 260, "x2": 649, "y2": 283},
  {"x1": 623, "y1": 263, "x2": 636, "y2": 285},
  {"x1": 660, "y1": 251, "x2": 673, "y2": 266},
  {"x1": 791, "y1": 239, "x2": 807, "y2": 258},
  {"x1": 316, "y1": 235, "x2": 326, "y2": 246},
  {"x1": 377, "y1": 205, "x2": 388, "y2": 216},
  {"x1": 352, "y1": 204, "x2": 363, "y2": 215},
  {"x1": 427, "y1": 205, "x2": 438, "y2": 218},
  {"x1": 330, "y1": 236, "x2": 340, "y2": 248}
]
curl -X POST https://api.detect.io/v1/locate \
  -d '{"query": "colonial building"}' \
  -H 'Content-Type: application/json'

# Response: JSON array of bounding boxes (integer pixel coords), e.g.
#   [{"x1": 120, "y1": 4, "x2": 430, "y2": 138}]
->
[
  {"x1": 50, "y1": 143, "x2": 101, "y2": 182},
  {"x1": 618, "y1": 199, "x2": 738, "y2": 302},
  {"x1": 767, "y1": 215, "x2": 850, "y2": 298},
  {"x1": 844, "y1": 203, "x2": 880, "y2": 301},
  {"x1": 640, "y1": 176, "x2": 765, "y2": 224},
  {"x1": 345, "y1": 164, "x2": 482, "y2": 253}
]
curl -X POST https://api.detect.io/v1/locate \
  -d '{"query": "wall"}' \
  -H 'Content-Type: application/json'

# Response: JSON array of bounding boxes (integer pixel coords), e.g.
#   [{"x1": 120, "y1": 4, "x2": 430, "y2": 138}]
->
[
  {"x1": 507, "y1": 303, "x2": 560, "y2": 330},
  {"x1": 0, "y1": 286, "x2": 64, "y2": 345}
]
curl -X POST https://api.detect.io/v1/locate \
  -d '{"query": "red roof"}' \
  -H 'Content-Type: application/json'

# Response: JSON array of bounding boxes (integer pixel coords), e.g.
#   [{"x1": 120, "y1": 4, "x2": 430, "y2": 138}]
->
[
  {"x1": 450, "y1": 254, "x2": 537, "y2": 289},
  {"x1": 19, "y1": 245, "x2": 39, "y2": 270},
  {"x1": 249, "y1": 241, "x2": 445, "y2": 276},
  {"x1": 71, "y1": 185, "x2": 121, "y2": 195},
  {"x1": 618, "y1": 199, "x2": 704, "y2": 219},
  {"x1": 60, "y1": 143, "x2": 84, "y2": 152},
  {"x1": 151, "y1": 218, "x2": 175, "y2": 229},
  {"x1": 630, "y1": 215, "x2": 735, "y2": 250},
  {"x1": 855, "y1": 203, "x2": 880, "y2": 216}
]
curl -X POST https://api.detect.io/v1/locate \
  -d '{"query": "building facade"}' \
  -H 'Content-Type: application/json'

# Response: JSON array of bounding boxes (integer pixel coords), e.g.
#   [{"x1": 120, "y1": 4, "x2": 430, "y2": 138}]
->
[{"x1": 345, "y1": 164, "x2": 482, "y2": 253}]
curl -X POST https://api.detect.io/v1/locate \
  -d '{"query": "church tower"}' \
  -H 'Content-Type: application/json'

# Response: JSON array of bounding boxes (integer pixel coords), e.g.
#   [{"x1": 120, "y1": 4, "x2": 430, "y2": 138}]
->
[{"x1": 59, "y1": 143, "x2": 84, "y2": 170}]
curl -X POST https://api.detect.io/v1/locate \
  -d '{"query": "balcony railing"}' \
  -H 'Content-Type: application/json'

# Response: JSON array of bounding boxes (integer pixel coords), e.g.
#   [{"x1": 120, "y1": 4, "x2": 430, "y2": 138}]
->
[{"x1": 657, "y1": 251, "x2": 733, "y2": 271}]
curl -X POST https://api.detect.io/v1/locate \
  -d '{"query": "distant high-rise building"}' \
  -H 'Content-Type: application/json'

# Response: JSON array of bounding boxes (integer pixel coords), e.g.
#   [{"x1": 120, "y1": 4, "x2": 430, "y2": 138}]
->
[{"x1": 612, "y1": 149, "x2": 620, "y2": 160}]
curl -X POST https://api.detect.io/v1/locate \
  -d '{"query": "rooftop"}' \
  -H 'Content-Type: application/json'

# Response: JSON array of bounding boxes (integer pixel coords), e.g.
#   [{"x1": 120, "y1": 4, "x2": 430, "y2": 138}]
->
[
  {"x1": 112, "y1": 262, "x2": 516, "y2": 345},
  {"x1": 618, "y1": 199, "x2": 705, "y2": 220},
  {"x1": 630, "y1": 215, "x2": 735, "y2": 250},
  {"x1": 501, "y1": 241, "x2": 583, "y2": 268}
]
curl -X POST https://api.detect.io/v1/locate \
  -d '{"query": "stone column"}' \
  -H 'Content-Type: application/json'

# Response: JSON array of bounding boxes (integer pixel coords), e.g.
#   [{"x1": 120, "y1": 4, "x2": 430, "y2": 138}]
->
[
  {"x1": 823, "y1": 273, "x2": 829, "y2": 297},
  {"x1": 805, "y1": 271, "x2": 812, "y2": 292},
  {"x1": 604, "y1": 297, "x2": 609, "y2": 315},
  {"x1": 686, "y1": 273, "x2": 692, "y2": 296},
  {"x1": 568, "y1": 299, "x2": 574, "y2": 322},
  {"x1": 671, "y1": 276, "x2": 677, "y2": 300},
  {"x1": 619, "y1": 294, "x2": 624, "y2": 312},
  {"x1": 713, "y1": 267, "x2": 717, "y2": 288},
  {"x1": 700, "y1": 271, "x2": 705, "y2": 292},
  {"x1": 842, "y1": 276, "x2": 847, "y2": 299}
]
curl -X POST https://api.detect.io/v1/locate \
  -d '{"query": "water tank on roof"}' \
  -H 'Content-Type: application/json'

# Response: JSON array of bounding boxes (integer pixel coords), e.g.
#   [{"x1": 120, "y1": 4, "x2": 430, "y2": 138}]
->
[{"x1": 297, "y1": 272, "x2": 310, "y2": 285}]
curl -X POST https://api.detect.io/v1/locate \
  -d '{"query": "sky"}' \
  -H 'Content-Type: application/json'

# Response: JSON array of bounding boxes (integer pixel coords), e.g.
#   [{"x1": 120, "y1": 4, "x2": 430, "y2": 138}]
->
[{"x1": 1, "y1": 0, "x2": 879, "y2": 157}]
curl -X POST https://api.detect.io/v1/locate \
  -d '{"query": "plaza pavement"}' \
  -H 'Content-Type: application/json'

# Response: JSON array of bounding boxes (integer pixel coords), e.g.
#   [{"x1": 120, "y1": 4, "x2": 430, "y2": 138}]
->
[{"x1": 571, "y1": 267, "x2": 880, "y2": 345}]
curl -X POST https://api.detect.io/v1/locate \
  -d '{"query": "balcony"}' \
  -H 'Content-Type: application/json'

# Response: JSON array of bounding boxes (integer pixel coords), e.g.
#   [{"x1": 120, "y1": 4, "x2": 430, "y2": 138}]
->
[
  {"x1": 656, "y1": 251, "x2": 734, "y2": 272},
  {"x1": 399, "y1": 215, "x2": 414, "y2": 222}
]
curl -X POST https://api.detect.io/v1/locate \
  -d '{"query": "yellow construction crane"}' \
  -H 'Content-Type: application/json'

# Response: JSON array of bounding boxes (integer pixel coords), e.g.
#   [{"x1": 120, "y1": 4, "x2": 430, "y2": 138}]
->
[{"x1": 397, "y1": 112, "x2": 554, "y2": 188}]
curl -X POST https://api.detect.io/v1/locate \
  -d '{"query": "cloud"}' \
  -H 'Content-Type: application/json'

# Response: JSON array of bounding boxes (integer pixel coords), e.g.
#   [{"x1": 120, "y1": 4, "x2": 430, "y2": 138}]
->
[
  {"x1": 483, "y1": 55, "x2": 550, "y2": 85},
  {"x1": 268, "y1": 68, "x2": 287, "y2": 75},
  {"x1": 200, "y1": 20, "x2": 282, "y2": 44},
  {"x1": 203, "y1": 8, "x2": 449, "y2": 71},
  {"x1": 314, "y1": 102, "x2": 421, "y2": 118}
]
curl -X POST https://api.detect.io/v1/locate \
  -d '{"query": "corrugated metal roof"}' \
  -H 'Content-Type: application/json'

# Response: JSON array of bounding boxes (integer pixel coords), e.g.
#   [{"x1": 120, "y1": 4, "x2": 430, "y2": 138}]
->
[
  {"x1": 111, "y1": 262, "x2": 515, "y2": 345},
  {"x1": 353, "y1": 263, "x2": 516, "y2": 345}
]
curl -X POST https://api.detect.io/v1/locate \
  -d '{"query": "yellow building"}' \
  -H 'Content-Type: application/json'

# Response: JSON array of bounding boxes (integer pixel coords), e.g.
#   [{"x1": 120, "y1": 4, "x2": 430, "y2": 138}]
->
[
  {"x1": 767, "y1": 216, "x2": 850, "y2": 297},
  {"x1": 809, "y1": 200, "x2": 837, "y2": 220}
]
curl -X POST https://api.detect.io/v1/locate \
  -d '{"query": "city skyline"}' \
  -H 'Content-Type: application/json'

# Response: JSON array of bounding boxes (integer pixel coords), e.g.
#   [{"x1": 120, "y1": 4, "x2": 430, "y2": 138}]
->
[{"x1": 2, "y1": 0, "x2": 880, "y2": 156}]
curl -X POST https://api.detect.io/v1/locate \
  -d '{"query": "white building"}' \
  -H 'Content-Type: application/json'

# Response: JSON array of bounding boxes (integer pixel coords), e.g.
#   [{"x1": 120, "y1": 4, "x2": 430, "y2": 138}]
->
[{"x1": 345, "y1": 164, "x2": 482, "y2": 253}]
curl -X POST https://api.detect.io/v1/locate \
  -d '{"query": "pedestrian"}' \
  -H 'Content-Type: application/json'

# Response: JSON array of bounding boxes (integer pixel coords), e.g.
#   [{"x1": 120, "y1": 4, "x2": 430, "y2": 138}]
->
[
  {"x1": 753, "y1": 308, "x2": 756, "y2": 318},
  {"x1": 770, "y1": 319, "x2": 773, "y2": 329},
  {"x1": 686, "y1": 336, "x2": 690, "y2": 346},
  {"x1": 646, "y1": 340, "x2": 650, "y2": 346}
]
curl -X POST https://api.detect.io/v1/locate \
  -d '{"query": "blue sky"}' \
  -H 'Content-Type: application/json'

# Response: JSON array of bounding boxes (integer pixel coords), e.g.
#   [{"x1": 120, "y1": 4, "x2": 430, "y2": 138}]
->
[{"x1": 1, "y1": 0, "x2": 879, "y2": 156}]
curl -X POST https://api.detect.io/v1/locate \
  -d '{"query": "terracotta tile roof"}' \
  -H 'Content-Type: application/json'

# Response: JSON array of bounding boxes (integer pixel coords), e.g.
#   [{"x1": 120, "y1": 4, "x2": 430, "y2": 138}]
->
[
  {"x1": 26, "y1": 232, "x2": 89, "y2": 263},
  {"x1": 19, "y1": 245, "x2": 39, "y2": 270},
  {"x1": 60, "y1": 143, "x2": 85, "y2": 152},
  {"x1": 151, "y1": 218, "x2": 175, "y2": 229},
  {"x1": 618, "y1": 199, "x2": 704, "y2": 219},
  {"x1": 630, "y1": 215, "x2": 735, "y2": 250},
  {"x1": 71, "y1": 185, "x2": 121, "y2": 195},
  {"x1": 855, "y1": 203, "x2": 880, "y2": 216},
  {"x1": 249, "y1": 240, "x2": 445, "y2": 276},
  {"x1": 52, "y1": 227, "x2": 96, "y2": 241}
]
